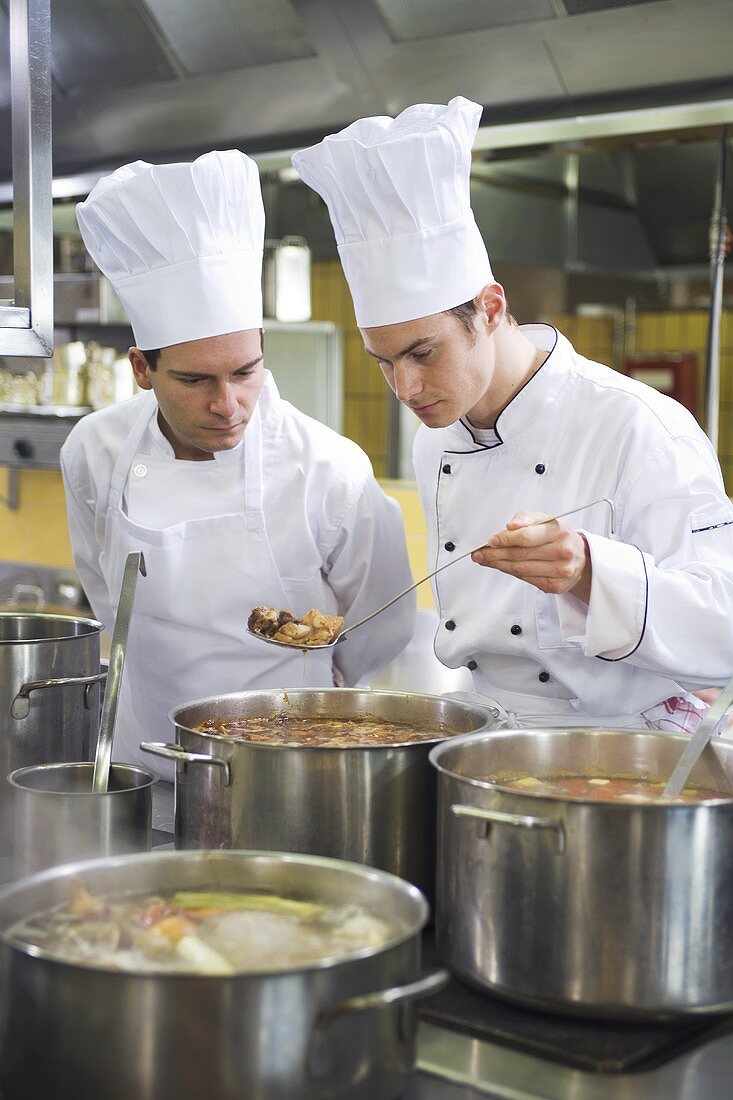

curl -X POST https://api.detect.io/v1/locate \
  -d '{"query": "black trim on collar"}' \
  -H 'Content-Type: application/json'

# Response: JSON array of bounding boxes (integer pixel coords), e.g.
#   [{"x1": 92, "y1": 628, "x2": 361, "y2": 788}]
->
[
  {"x1": 597, "y1": 546, "x2": 649, "y2": 663},
  {"x1": 458, "y1": 418, "x2": 503, "y2": 449}
]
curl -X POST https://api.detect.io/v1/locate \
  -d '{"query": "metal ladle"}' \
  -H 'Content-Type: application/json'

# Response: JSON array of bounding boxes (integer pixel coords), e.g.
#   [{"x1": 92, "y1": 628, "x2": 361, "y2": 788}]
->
[
  {"x1": 247, "y1": 497, "x2": 616, "y2": 653},
  {"x1": 92, "y1": 551, "x2": 146, "y2": 793}
]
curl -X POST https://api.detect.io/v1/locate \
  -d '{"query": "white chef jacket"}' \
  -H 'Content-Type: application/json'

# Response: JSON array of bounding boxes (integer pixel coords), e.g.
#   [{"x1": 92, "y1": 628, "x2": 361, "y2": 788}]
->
[
  {"x1": 413, "y1": 324, "x2": 733, "y2": 725},
  {"x1": 61, "y1": 371, "x2": 415, "y2": 770}
]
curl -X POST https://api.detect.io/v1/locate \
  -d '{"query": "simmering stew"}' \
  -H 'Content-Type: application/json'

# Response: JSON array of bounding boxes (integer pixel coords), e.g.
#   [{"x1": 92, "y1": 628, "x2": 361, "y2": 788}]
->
[
  {"x1": 496, "y1": 774, "x2": 730, "y2": 803},
  {"x1": 7, "y1": 880, "x2": 394, "y2": 974},
  {"x1": 193, "y1": 714, "x2": 455, "y2": 747}
]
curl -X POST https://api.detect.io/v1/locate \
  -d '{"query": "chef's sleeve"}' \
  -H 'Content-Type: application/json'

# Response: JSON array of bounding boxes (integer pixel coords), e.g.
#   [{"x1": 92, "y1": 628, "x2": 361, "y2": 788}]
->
[
  {"x1": 60, "y1": 450, "x2": 115, "y2": 633},
  {"x1": 555, "y1": 434, "x2": 733, "y2": 688},
  {"x1": 324, "y1": 479, "x2": 416, "y2": 686}
]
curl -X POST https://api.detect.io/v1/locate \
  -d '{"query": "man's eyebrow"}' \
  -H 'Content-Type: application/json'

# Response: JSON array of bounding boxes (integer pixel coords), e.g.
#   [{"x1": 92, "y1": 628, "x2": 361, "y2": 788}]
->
[
  {"x1": 167, "y1": 355, "x2": 263, "y2": 379},
  {"x1": 363, "y1": 336, "x2": 436, "y2": 361}
]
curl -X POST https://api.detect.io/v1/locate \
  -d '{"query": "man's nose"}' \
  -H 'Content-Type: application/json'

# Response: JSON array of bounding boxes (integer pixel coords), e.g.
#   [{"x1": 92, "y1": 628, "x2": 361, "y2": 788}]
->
[
  {"x1": 393, "y1": 363, "x2": 423, "y2": 404},
  {"x1": 210, "y1": 383, "x2": 238, "y2": 417}
]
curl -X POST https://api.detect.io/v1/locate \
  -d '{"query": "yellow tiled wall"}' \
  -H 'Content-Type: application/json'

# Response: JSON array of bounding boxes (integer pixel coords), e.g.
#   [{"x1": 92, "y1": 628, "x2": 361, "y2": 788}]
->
[{"x1": 0, "y1": 467, "x2": 74, "y2": 567}]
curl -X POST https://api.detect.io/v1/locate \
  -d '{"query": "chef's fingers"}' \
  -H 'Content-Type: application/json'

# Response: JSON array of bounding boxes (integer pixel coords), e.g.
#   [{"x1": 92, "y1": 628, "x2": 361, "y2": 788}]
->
[
  {"x1": 475, "y1": 556, "x2": 579, "y2": 580},
  {"x1": 473, "y1": 540, "x2": 572, "y2": 565},
  {"x1": 484, "y1": 519, "x2": 564, "y2": 550}
]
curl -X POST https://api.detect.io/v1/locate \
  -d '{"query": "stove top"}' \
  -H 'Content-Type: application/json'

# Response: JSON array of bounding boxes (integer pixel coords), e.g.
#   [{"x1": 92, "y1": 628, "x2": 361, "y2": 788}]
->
[{"x1": 417, "y1": 937, "x2": 733, "y2": 1076}]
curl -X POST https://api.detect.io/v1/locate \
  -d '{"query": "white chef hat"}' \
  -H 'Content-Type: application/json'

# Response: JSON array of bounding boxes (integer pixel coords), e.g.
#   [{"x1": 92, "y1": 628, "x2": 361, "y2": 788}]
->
[
  {"x1": 292, "y1": 96, "x2": 492, "y2": 328},
  {"x1": 76, "y1": 150, "x2": 264, "y2": 349}
]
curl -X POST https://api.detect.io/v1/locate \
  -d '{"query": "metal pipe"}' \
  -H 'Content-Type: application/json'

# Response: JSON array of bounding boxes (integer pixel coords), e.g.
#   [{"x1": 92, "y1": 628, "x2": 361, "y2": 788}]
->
[{"x1": 704, "y1": 127, "x2": 728, "y2": 451}]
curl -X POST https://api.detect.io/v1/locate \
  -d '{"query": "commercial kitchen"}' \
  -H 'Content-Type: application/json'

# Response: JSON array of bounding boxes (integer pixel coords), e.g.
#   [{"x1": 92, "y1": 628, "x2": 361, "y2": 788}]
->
[{"x1": 1, "y1": 1, "x2": 733, "y2": 1097}]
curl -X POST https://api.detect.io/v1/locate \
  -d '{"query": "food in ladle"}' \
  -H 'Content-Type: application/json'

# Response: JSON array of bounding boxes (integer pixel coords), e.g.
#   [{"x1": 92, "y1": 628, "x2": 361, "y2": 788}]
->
[
  {"x1": 496, "y1": 774, "x2": 729, "y2": 803},
  {"x1": 248, "y1": 606, "x2": 344, "y2": 646},
  {"x1": 7, "y1": 879, "x2": 395, "y2": 974},
  {"x1": 194, "y1": 713, "x2": 456, "y2": 747}
]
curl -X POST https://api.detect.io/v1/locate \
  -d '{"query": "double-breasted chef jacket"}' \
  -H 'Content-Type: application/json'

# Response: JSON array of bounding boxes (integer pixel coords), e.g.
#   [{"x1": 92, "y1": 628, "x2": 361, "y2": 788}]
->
[
  {"x1": 413, "y1": 324, "x2": 733, "y2": 727},
  {"x1": 61, "y1": 371, "x2": 416, "y2": 774}
]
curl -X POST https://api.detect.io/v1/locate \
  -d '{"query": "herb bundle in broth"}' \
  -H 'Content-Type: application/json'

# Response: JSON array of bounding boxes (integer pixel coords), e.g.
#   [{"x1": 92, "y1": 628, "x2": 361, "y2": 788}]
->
[{"x1": 7, "y1": 880, "x2": 395, "y2": 975}]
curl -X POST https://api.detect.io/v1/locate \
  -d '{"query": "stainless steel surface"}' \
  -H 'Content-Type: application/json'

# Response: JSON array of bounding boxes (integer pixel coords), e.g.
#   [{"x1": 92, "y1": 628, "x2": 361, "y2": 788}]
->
[
  {"x1": 151, "y1": 689, "x2": 500, "y2": 899},
  {"x1": 1, "y1": 0, "x2": 52, "y2": 356},
  {"x1": 0, "y1": 849, "x2": 437, "y2": 1100},
  {"x1": 663, "y1": 671, "x2": 733, "y2": 797},
  {"x1": 93, "y1": 550, "x2": 145, "y2": 793},
  {"x1": 7, "y1": 761, "x2": 153, "y2": 877},
  {"x1": 412, "y1": 1020, "x2": 733, "y2": 1099},
  {"x1": 249, "y1": 499, "x2": 616, "y2": 653},
  {"x1": 0, "y1": 409, "x2": 82, "y2": 468},
  {"x1": 0, "y1": 613, "x2": 102, "y2": 852},
  {"x1": 431, "y1": 727, "x2": 733, "y2": 1017}
]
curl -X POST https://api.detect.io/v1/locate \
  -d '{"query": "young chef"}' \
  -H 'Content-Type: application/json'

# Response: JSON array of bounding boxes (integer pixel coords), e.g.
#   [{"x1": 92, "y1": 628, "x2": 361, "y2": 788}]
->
[
  {"x1": 292, "y1": 96, "x2": 733, "y2": 731},
  {"x1": 61, "y1": 150, "x2": 415, "y2": 787}
]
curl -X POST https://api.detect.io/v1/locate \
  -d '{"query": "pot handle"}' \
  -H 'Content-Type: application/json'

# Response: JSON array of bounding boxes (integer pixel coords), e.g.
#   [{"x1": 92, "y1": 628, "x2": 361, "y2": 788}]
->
[
  {"x1": 307, "y1": 969, "x2": 449, "y2": 1086},
  {"x1": 451, "y1": 803, "x2": 566, "y2": 854},
  {"x1": 317, "y1": 968, "x2": 449, "y2": 1020},
  {"x1": 139, "y1": 741, "x2": 231, "y2": 786},
  {"x1": 10, "y1": 672, "x2": 107, "y2": 720}
]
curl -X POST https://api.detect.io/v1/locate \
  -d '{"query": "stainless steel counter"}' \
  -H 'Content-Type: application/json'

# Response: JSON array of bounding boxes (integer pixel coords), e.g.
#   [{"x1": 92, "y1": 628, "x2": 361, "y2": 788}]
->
[{"x1": 407, "y1": 1020, "x2": 733, "y2": 1099}]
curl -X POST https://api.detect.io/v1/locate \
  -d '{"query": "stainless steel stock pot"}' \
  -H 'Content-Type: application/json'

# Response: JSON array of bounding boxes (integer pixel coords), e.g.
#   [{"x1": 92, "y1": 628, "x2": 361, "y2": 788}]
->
[
  {"x1": 0, "y1": 849, "x2": 447, "y2": 1100},
  {"x1": 142, "y1": 688, "x2": 501, "y2": 898},
  {"x1": 0, "y1": 614, "x2": 104, "y2": 849},
  {"x1": 430, "y1": 727, "x2": 733, "y2": 1018}
]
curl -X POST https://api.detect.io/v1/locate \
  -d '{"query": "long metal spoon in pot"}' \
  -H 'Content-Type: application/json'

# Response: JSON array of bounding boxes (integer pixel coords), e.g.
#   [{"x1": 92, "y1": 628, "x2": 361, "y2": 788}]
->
[
  {"x1": 247, "y1": 497, "x2": 616, "y2": 652},
  {"x1": 662, "y1": 672, "x2": 733, "y2": 799},
  {"x1": 92, "y1": 551, "x2": 146, "y2": 793}
]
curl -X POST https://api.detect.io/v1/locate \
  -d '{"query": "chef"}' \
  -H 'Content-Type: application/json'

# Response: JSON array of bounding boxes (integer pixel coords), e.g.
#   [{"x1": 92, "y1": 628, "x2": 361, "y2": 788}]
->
[
  {"x1": 292, "y1": 96, "x2": 733, "y2": 731},
  {"x1": 61, "y1": 149, "x2": 415, "y2": 791}
]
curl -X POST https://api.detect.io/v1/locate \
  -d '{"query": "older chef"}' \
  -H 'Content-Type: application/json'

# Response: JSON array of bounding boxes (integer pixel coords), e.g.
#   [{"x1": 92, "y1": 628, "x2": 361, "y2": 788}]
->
[
  {"x1": 61, "y1": 150, "x2": 415, "y2": 785},
  {"x1": 293, "y1": 96, "x2": 733, "y2": 731}
]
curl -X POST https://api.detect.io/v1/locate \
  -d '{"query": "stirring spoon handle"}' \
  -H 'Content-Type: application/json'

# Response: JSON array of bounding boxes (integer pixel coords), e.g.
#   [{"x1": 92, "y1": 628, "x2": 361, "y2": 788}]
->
[
  {"x1": 92, "y1": 551, "x2": 146, "y2": 793},
  {"x1": 340, "y1": 497, "x2": 616, "y2": 640},
  {"x1": 662, "y1": 673, "x2": 733, "y2": 798}
]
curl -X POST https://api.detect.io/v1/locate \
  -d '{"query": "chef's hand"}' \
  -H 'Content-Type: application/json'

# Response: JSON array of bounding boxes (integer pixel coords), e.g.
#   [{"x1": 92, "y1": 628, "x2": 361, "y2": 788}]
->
[{"x1": 471, "y1": 510, "x2": 592, "y2": 604}]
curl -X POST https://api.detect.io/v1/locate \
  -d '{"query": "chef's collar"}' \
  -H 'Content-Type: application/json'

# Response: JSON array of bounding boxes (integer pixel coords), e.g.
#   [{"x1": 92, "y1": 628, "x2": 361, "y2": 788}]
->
[{"x1": 455, "y1": 324, "x2": 573, "y2": 450}]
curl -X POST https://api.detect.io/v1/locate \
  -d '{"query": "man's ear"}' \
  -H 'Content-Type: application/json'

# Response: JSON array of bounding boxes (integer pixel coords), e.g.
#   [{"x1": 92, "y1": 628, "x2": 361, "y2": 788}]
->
[
  {"x1": 474, "y1": 283, "x2": 507, "y2": 333},
  {"x1": 129, "y1": 347, "x2": 154, "y2": 390}
]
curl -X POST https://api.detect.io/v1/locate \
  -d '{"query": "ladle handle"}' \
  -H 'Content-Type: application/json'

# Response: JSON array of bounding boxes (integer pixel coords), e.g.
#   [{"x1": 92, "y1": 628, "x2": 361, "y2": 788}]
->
[
  {"x1": 92, "y1": 551, "x2": 146, "y2": 793},
  {"x1": 663, "y1": 674, "x2": 733, "y2": 798}
]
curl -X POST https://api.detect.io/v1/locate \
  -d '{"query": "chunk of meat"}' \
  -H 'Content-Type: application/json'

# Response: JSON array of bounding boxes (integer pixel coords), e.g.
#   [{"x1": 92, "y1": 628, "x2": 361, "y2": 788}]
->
[{"x1": 248, "y1": 606, "x2": 344, "y2": 647}]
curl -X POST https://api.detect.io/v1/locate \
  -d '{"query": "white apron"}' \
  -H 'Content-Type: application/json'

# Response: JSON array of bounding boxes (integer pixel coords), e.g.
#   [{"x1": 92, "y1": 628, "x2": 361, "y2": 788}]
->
[{"x1": 101, "y1": 392, "x2": 333, "y2": 779}]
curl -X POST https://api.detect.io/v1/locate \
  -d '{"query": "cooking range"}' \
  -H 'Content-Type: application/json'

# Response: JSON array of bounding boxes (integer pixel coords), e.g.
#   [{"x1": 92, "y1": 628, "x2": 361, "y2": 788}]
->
[{"x1": 406, "y1": 953, "x2": 733, "y2": 1098}]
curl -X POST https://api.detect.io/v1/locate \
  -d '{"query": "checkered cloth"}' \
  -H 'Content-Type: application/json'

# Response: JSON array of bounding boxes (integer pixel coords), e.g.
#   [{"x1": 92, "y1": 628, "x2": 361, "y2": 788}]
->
[{"x1": 643, "y1": 695, "x2": 710, "y2": 735}]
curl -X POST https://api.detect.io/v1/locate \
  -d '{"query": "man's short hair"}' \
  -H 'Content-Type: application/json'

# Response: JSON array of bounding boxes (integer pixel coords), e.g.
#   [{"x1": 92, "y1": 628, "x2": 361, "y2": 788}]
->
[{"x1": 445, "y1": 298, "x2": 517, "y2": 333}]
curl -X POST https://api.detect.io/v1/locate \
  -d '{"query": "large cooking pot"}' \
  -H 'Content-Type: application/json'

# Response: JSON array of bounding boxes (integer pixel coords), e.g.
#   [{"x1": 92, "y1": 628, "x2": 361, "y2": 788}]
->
[
  {"x1": 141, "y1": 689, "x2": 501, "y2": 899},
  {"x1": 430, "y1": 727, "x2": 733, "y2": 1018},
  {"x1": 0, "y1": 614, "x2": 105, "y2": 847},
  {"x1": 0, "y1": 849, "x2": 447, "y2": 1100}
]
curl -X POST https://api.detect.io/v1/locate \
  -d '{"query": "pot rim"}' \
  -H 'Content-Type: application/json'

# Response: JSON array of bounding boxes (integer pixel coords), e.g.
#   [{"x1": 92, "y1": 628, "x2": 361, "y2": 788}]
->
[
  {"x1": 7, "y1": 761, "x2": 157, "y2": 795},
  {"x1": 169, "y1": 687, "x2": 492, "y2": 751},
  {"x1": 0, "y1": 849, "x2": 429, "y2": 979},
  {"x1": 0, "y1": 611, "x2": 103, "y2": 643},
  {"x1": 429, "y1": 727, "x2": 733, "y2": 808}
]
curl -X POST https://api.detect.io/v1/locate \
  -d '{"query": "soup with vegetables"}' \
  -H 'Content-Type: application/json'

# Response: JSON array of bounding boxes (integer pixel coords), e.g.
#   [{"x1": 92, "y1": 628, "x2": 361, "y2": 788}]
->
[
  {"x1": 7, "y1": 880, "x2": 395, "y2": 974},
  {"x1": 193, "y1": 714, "x2": 456, "y2": 747},
  {"x1": 497, "y1": 775, "x2": 730, "y2": 803}
]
